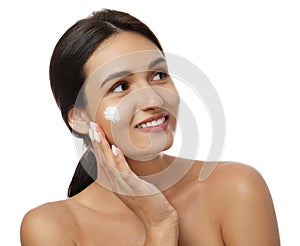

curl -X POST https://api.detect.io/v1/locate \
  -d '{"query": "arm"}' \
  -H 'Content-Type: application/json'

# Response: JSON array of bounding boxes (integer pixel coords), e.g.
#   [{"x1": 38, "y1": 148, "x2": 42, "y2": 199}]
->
[{"x1": 219, "y1": 163, "x2": 280, "y2": 245}]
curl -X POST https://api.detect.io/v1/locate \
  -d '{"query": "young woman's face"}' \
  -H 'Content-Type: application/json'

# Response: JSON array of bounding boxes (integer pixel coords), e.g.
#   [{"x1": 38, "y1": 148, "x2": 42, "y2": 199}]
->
[{"x1": 83, "y1": 32, "x2": 179, "y2": 161}]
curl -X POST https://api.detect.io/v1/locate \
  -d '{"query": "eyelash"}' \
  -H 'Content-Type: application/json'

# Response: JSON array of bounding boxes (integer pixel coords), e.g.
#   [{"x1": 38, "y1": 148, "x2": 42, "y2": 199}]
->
[
  {"x1": 110, "y1": 71, "x2": 169, "y2": 93},
  {"x1": 111, "y1": 81, "x2": 129, "y2": 93},
  {"x1": 152, "y1": 71, "x2": 168, "y2": 81}
]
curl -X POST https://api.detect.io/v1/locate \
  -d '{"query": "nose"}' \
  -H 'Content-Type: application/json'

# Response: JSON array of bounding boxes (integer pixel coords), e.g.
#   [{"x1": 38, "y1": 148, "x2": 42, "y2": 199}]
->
[{"x1": 136, "y1": 86, "x2": 164, "y2": 111}]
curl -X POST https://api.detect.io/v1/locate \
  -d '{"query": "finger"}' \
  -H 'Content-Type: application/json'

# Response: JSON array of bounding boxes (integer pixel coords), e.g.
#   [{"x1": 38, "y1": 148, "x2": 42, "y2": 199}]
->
[
  {"x1": 112, "y1": 146, "x2": 135, "y2": 175},
  {"x1": 91, "y1": 122, "x2": 138, "y2": 180},
  {"x1": 89, "y1": 122, "x2": 131, "y2": 190},
  {"x1": 89, "y1": 123, "x2": 116, "y2": 188},
  {"x1": 89, "y1": 123, "x2": 117, "y2": 176},
  {"x1": 109, "y1": 146, "x2": 159, "y2": 195},
  {"x1": 88, "y1": 127, "x2": 103, "y2": 162},
  {"x1": 90, "y1": 122, "x2": 117, "y2": 169}
]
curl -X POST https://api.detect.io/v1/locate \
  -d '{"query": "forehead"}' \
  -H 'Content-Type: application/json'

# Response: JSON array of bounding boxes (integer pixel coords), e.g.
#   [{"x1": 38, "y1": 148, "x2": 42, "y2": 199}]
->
[{"x1": 84, "y1": 31, "x2": 162, "y2": 78}]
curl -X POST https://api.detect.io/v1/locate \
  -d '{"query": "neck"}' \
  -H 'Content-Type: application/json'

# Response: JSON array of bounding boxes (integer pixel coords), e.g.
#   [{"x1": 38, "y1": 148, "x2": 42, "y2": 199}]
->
[{"x1": 71, "y1": 153, "x2": 176, "y2": 213}]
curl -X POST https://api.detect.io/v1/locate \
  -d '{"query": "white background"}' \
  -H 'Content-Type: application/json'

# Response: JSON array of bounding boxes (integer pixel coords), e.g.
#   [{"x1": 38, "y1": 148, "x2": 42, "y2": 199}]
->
[{"x1": 1, "y1": 0, "x2": 299, "y2": 245}]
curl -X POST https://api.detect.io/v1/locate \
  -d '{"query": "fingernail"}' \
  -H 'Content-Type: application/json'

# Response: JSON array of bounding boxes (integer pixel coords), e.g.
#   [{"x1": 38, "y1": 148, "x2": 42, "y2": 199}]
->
[
  {"x1": 90, "y1": 121, "x2": 97, "y2": 131},
  {"x1": 89, "y1": 121, "x2": 100, "y2": 143},
  {"x1": 94, "y1": 130, "x2": 101, "y2": 143},
  {"x1": 89, "y1": 128, "x2": 95, "y2": 141},
  {"x1": 112, "y1": 145, "x2": 118, "y2": 156}
]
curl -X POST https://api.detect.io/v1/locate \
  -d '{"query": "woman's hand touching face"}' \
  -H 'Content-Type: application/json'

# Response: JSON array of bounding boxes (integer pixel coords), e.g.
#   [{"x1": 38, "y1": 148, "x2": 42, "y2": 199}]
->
[{"x1": 89, "y1": 122, "x2": 178, "y2": 244}]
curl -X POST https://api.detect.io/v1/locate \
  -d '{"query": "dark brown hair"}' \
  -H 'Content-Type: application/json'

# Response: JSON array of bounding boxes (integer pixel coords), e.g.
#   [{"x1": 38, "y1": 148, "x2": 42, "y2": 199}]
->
[{"x1": 49, "y1": 9, "x2": 163, "y2": 197}]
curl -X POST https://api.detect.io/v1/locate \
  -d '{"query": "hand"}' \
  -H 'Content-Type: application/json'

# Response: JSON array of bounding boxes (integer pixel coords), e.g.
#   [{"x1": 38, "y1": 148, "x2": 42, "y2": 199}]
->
[{"x1": 89, "y1": 122, "x2": 178, "y2": 244}]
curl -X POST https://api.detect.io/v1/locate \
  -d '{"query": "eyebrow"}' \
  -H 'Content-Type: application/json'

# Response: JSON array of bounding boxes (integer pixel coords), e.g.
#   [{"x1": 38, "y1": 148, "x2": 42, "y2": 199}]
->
[
  {"x1": 101, "y1": 70, "x2": 133, "y2": 88},
  {"x1": 100, "y1": 57, "x2": 166, "y2": 88},
  {"x1": 148, "y1": 57, "x2": 166, "y2": 70}
]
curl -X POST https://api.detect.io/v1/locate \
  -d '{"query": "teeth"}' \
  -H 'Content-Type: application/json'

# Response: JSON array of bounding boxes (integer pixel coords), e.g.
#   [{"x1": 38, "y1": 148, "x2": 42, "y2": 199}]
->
[
  {"x1": 151, "y1": 120, "x2": 158, "y2": 126},
  {"x1": 137, "y1": 117, "x2": 166, "y2": 129}
]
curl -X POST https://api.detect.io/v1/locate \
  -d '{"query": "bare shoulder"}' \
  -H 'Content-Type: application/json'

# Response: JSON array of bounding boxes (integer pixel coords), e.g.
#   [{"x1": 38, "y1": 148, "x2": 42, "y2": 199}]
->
[
  {"x1": 211, "y1": 161, "x2": 267, "y2": 189},
  {"x1": 205, "y1": 161, "x2": 273, "y2": 209},
  {"x1": 20, "y1": 200, "x2": 76, "y2": 245},
  {"x1": 187, "y1": 160, "x2": 266, "y2": 191},
  {"x1": 203, "y1": 161, "x2": 280, "y2": 245}
]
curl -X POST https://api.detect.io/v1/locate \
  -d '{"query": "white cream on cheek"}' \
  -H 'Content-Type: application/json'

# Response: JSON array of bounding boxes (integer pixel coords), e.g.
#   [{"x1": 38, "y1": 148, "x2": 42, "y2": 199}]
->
[{"x1": 104, "y1": 106, "x2": 121, "y2": 123}]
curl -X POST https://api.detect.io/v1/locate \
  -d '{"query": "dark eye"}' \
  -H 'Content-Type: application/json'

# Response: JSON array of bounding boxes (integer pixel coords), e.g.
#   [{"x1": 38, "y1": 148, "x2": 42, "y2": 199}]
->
[
  {"x1": 152, "y1": 71, "x2": 168, "y2": 81},
  {"x1": 111, "y1": 82, "x2": 129, "y2": 92}
]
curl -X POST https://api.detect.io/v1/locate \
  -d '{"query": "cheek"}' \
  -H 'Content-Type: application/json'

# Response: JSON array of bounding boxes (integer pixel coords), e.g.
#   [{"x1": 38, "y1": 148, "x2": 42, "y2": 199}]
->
[{"x1": 168, "y1": 83, "x2": 180, "y2": 107}]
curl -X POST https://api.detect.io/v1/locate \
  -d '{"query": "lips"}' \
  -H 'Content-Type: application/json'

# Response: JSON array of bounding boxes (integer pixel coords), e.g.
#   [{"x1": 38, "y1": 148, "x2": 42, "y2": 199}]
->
[{"x1": 135, "y1": 114, "x2": 169, "y2": 130}]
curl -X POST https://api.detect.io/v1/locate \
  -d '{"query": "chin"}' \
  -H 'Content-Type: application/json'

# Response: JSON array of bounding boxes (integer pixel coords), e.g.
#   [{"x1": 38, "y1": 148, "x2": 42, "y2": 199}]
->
[
  {"x1": 162, "y1": 137, "x2": 174, "y2": 151},
  {"x1": 123, "y1": 137, "x2": 174, "y2": 161}
]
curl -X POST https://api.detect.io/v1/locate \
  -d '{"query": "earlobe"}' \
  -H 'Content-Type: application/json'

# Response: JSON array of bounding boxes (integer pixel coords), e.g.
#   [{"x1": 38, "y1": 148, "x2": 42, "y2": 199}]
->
[{"x1": 67, "y1": 107, "x2": 90, "y2": 134}]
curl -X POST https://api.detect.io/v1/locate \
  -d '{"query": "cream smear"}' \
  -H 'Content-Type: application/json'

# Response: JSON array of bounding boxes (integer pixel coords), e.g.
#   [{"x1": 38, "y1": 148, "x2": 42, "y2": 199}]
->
[{"x1": 104, "y1": 106, "x2": 121, "y2": 123}]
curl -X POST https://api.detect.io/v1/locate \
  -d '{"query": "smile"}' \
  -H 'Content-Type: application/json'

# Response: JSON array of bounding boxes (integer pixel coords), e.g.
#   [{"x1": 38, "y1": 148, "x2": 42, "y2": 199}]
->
[
  {"x1": 135, "y1": 115, "x2": 169, "y2": 130},
  {"x1": 136, "y1": 116, "x2": 166, "y2": 129}
]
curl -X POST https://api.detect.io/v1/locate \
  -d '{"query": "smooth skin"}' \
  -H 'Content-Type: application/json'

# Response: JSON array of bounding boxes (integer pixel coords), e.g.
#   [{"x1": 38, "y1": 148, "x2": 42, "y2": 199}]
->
[{"x1": 21, "y1": 32, "x2": 280, "y2": 245}]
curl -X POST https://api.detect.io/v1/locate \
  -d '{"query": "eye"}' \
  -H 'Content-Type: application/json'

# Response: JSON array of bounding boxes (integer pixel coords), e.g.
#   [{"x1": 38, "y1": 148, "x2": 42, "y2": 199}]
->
[
  {"x1": 111, "y1": 81, "x2": 129, "y2": 93},
  {"x1": 152, "y1": 71, "x2": 168, "y2": 81}
]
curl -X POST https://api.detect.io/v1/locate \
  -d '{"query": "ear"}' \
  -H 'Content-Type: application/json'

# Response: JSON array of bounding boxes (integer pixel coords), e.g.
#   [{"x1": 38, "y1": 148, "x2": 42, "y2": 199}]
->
[{"x1": 67, "y1": 107, "x2": 90, "y2": 134}]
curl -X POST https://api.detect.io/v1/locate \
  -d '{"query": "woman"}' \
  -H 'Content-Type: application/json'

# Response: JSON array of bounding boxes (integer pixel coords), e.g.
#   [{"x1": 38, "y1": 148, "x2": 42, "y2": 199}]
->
[{"x1": 21, "y1": 9, "x2": 280, "y2": 245}]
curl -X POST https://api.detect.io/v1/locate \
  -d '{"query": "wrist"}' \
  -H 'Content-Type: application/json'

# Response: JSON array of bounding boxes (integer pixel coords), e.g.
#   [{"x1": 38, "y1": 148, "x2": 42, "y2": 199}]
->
[{"x1": 144, "y1": 219, "x2": 178, "y2": 246}]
